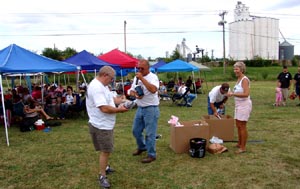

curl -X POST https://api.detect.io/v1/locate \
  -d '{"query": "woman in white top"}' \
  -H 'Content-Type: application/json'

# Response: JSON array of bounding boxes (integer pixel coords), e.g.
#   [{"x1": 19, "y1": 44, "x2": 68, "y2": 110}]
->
[
  {"x1": 60, "y1": 86, "x2": 76, "y2": 119},
  {"x1": 228, "y1": 62, "x2": 252, "y2": 154}
]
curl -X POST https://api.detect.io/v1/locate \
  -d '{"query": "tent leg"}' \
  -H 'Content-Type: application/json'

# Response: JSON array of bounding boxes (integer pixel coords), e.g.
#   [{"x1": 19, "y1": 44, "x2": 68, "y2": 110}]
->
[{"x1": 0, "y1": 75, "x2": 10, "y2": 146}]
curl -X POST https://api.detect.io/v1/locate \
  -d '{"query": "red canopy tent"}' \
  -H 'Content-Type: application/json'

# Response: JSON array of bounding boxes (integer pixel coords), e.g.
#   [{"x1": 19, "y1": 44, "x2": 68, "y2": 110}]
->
[{"x1": 98, "y1": 48, "x2": 138, "y2": 68}]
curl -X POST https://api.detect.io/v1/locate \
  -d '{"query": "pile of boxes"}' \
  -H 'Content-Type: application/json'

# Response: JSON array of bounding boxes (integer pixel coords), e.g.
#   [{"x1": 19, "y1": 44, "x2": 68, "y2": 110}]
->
[{"x1": 169, "y1": 115, "x2": 234, "y2": 154}]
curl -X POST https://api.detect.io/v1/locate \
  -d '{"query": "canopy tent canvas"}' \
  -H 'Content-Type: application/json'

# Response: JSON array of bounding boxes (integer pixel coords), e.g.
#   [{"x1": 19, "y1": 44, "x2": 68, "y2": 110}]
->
[
  {"x1": 157, "y1": 59, "x2": 200, "y2": 94},
  {"x1": 188, "y1": 61, "x2": 211, "y2": 71},
  {"x1": 98, "y1": 49, "x2": 139, "y2": 94},
  {"x1": 0, "y1": 44, "x2": 79, "y2": 146},
  {"x1": 151, "y1": 60, "x2": 166, "y2": 72},
  {"x1": 188, "y1": 61, "x2": 211, "y2": 92},
  {"x1": 0, "y1": 44, "x2": 79, "y2": 73},
  {"x1": 64, "y1": 50, "x2": 121, "y2": 86},
  {"x1": 64, "y1": 50, "x2": 120, "y2": 71},
  {"x1": 157, "y1": 59, "x2": 199, "y2": 72},
  {"x1": 98, "y1": 48, "x2": 138, "y2": 68}
]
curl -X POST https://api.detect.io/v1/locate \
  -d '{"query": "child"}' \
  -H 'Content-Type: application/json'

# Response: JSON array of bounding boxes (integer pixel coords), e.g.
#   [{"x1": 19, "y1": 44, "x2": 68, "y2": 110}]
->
[{"x1": 275, "y1": 82, "x2": 283, "y2": 106}]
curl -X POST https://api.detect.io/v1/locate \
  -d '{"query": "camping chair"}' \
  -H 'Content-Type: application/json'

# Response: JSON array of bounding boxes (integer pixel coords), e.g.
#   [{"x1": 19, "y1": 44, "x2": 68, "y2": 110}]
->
[{"x1": 171, "y1": 87, "x2": 190, "y2": 107}]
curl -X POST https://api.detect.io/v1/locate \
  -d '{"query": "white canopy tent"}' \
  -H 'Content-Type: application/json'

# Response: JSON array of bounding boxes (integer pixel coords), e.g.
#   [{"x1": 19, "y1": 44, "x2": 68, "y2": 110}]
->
[{"x1": 188, "y1": 61, "x2": 211, "y2": 93}]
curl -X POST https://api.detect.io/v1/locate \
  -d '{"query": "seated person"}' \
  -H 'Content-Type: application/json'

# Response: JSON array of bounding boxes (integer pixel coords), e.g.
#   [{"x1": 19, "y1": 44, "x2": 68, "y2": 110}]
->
[
  {"x1": 31, "y1": 86, "x2": 42, "y2": 102},
  {"x1": 45, "y1": 85, "x2": 58, "y2": 105},
  {"x1": 22, "y1": 87, "x2": 34, "y2": 105},
  {"x1": 59, "y1": 86, "x2": 76, "y2": 119},
  {"x1": 23, "y1": 99, "x2": 53, "y2": 121},
  {"x1": 167, "y1": 79, "x2": 175, "y2": 92},
  {"x1": 177, "y1": 82, "x2": 196, "y2": 107},
  {"x1": 158, "y1": 81, "x2": 170, "y2": 100},
  {"x1": 195, "y1": 78, "x2": 202, "y2": 89},
  {"x1": 45, "y1": 85, "x2": 60, "y2": 117},
  {"x1": 186, "y1": 76, "x2": 193, "y2": 89}
]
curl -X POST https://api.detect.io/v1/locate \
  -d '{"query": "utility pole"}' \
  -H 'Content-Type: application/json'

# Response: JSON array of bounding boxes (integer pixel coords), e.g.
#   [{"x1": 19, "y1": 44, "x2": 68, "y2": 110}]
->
[
  {"x1": 124, "y1": 20, "x2": 127, "y2": 53},
  {"x1": 218, "y1": 11, "x2": 227, "y2": 74}
]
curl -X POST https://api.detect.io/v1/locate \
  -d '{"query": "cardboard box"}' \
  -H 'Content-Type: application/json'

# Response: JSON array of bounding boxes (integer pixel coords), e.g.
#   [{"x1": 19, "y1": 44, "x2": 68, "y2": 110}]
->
[
  {"x1": 170, "y1": 120, "x2": 209, "y2": 154},
  {"x1": 202, "y1": 115, "x2": 234, "y2": 141}
]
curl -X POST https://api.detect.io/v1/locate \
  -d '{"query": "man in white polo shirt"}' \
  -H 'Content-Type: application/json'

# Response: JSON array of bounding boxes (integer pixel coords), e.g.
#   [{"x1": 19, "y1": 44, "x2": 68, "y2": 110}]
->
[{"x1": 207, "y1": 83, "x2": 230, "y2": 117}]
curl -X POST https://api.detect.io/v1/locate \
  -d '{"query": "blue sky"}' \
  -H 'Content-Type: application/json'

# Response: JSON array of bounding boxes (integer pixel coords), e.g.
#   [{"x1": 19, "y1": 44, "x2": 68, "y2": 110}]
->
[{"x1": 0, "y1": 0, "x2": 299, "y2": 59}]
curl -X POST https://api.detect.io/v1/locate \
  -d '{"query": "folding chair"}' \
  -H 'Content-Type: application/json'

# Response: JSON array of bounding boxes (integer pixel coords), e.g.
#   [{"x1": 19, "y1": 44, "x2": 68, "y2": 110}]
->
[{"x1": 171, "y1": 87, "x2": 190, "y2": 107}]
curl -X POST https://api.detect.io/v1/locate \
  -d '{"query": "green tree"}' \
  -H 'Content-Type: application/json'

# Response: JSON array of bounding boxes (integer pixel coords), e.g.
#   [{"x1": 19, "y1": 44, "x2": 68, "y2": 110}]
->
[
  {"x1": 136, "y1": 54, "x2": 143, "y2": 59},
  {"x1": 170, "y1": 48, "x2": 182, "y2": 61},
  {"x1": 42, "y1": 47, "x2": 63, "y2": 60},
  {"x1": 62, "y1": 47, "x2": 77, "y2": 59},
  {"x1": 200, "y1": 55, "x2": 211, "y2": 63}
]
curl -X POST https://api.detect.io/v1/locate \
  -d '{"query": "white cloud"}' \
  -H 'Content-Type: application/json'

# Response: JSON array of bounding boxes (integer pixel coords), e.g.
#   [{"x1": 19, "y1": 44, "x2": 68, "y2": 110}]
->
[{"x1": 0, "y1": 0, "x2": 299, "y2": 59}]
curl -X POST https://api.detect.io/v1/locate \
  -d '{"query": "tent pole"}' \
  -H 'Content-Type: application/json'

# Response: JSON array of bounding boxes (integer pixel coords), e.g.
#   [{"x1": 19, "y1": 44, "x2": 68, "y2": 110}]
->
[
  {"x1": 121, "y1": 69, "x2": 125, "y2": 96},
  {"x1": 192, "y1": 71, "x2": 197, "y2": 98},
  {"x1": 5, "y1": 76, "x2": 9, "y2": 89},
  {"x1": 81, "y1": 71, "x2": 87, "y2": 86},
  {"x1": 64, "y1": 74, "x2": 66, "y2": 86},
  {"x1": 0, "y1": 75, "x2": 10, "y2": 146},
  {"x1": 204, "y1": 72, "x2": 209, "y2": 93},
  {"x1": 41, "y1": 74, "x2": 45, "y2": 108},
  {"x1": 76, "y1": 69, "x2": 80, "y2": 92}
]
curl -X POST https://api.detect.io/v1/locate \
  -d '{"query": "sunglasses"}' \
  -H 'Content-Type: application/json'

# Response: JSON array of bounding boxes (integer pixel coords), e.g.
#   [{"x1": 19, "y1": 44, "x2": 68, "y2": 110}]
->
[{"x1": 137, "y1": 67, "x2": 145, "y2": 71}]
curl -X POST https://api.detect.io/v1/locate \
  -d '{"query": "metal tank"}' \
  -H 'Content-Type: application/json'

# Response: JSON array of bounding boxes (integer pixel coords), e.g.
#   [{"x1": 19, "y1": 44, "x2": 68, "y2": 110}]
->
[
  {"x1": 229, "y1": 20, "x2": 254, "y2": 60},
  {"x1": 279, "y1": 40, "x2": 294, "y2": 60},
  {"x1": 253, "y1": 17, "x2": 279, "y2": 60}
]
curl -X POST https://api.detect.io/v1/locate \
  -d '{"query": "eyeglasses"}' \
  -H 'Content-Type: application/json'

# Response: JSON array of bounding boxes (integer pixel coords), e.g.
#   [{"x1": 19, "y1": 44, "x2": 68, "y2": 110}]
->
[{"x1": 137, "y1": 67, "x2": 145, "y2": 71}]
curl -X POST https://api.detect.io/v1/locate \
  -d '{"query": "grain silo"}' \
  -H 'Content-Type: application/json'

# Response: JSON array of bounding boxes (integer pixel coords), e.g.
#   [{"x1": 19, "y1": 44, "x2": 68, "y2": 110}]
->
[
  {"x1": 279, "y1": 40, "x2": 294, "y2": 60},
  {"x1": 229, "y1": 1, "x2": 279, "y2": 60}
]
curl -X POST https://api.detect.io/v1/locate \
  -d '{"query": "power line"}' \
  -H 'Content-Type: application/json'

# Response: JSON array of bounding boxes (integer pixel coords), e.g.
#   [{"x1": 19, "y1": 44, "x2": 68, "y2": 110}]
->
[{"x1": 2, "y1": 10, "x2": 300, "y2": 17}]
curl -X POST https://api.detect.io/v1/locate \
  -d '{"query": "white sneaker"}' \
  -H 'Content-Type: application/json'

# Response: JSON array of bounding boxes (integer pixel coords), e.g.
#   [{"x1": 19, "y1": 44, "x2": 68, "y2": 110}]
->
[{"x1": 99, "y1": 175, "x2": 110, "y2": 188}]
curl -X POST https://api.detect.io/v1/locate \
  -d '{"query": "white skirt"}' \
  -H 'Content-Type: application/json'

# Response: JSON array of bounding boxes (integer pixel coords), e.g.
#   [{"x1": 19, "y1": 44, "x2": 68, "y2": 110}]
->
[{"x1": 234, "y1": 99, "x2": 252, "y2": 121}]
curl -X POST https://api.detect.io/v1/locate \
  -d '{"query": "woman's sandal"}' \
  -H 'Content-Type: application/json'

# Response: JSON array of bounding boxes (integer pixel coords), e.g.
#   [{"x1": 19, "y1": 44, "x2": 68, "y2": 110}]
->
[{"x1": 235, "y1": 149, "x2": 246, "y2": 154}]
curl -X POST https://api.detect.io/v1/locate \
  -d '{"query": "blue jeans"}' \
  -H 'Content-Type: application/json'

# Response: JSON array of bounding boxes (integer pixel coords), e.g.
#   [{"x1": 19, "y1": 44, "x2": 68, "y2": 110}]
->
[
  {"x1": 132, "y1": 106, "x2": 160, "y2": 158},
  {"x1": 207, "y1": 96, "x2": 226, "y2": 115},
  {"x1": 187, "y1": 94, "x2": 196, "y2": 104}
]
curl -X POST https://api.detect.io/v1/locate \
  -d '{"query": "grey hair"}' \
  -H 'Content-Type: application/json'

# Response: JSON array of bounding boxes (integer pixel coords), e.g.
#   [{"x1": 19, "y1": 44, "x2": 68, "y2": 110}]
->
[
  {"x1": 234, "y1": 61, "x2": 246, "y2": 73},
  {"x1": 98, "y1": 66, "x2": 115, "y2": 77},
  {"x1": 139, "y1": 59, "x2": 150, "y2": 68}
]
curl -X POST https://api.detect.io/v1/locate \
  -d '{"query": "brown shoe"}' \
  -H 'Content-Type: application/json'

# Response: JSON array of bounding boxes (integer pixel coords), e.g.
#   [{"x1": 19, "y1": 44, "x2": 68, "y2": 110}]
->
[
  {"x1": 141, "y1": 156, "x2": 156, "y2": 163},
  {"x1": 132, "y1": 149, "x2": 147, "y2": 156}
]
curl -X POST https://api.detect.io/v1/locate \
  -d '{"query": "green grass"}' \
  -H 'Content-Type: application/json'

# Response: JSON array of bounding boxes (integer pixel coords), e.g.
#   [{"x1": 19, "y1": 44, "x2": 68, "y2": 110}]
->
[{"x1": 1, "y1": 80, "x2": 300, "y2": 188}]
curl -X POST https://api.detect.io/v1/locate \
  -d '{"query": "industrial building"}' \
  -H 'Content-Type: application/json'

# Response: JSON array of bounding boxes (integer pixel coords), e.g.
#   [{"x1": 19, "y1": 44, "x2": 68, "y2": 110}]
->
[{"x1": 229, "y1": 1, "x2": 284, "y2": 61}]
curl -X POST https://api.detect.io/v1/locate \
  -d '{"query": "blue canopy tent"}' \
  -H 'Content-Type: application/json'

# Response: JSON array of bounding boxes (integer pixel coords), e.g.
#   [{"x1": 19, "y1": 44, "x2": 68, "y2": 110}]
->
[
  {"x1": 0, "y1": 44, "x2": 79, "y2": 146},
  {"x1": 151, "y1": 60, "x2": 166, "y2": 72},
  {"x1": 64, "y1": 50, "x2": 120, "y2": 71},
  {"x1": 64, "y1": 50, "x2": 122, "y2": 86},
  {"x1": 0, "y1": 44, "x2": 79, "y2": 73},
  {"x1": 157, "y1": 59, "x2": 200, "y2": 94},
  {"x1": 157, "y1": 59, "x2": 199, "y2": 72}
]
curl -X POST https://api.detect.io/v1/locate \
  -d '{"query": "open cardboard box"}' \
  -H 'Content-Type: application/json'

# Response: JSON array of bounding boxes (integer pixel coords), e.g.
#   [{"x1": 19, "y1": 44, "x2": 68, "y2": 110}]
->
[
  {"x1": 170, "y1": 120, "x2": 209, "y2": 154},
  {"x1": 202, "y1": 115, "x2": 234, "y2": 141}
]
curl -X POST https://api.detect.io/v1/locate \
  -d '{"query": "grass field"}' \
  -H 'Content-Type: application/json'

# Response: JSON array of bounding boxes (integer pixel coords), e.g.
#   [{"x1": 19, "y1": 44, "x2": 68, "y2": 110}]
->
[{"x1": 1, "y1": 78, "x2": 300, "y2": 188}]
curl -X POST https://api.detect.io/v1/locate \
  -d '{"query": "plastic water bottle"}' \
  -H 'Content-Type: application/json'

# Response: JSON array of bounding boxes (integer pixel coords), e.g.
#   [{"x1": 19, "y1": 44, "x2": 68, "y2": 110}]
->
[{"x1": 217, "y1": 108, "x2": 225, "y2": 115}]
